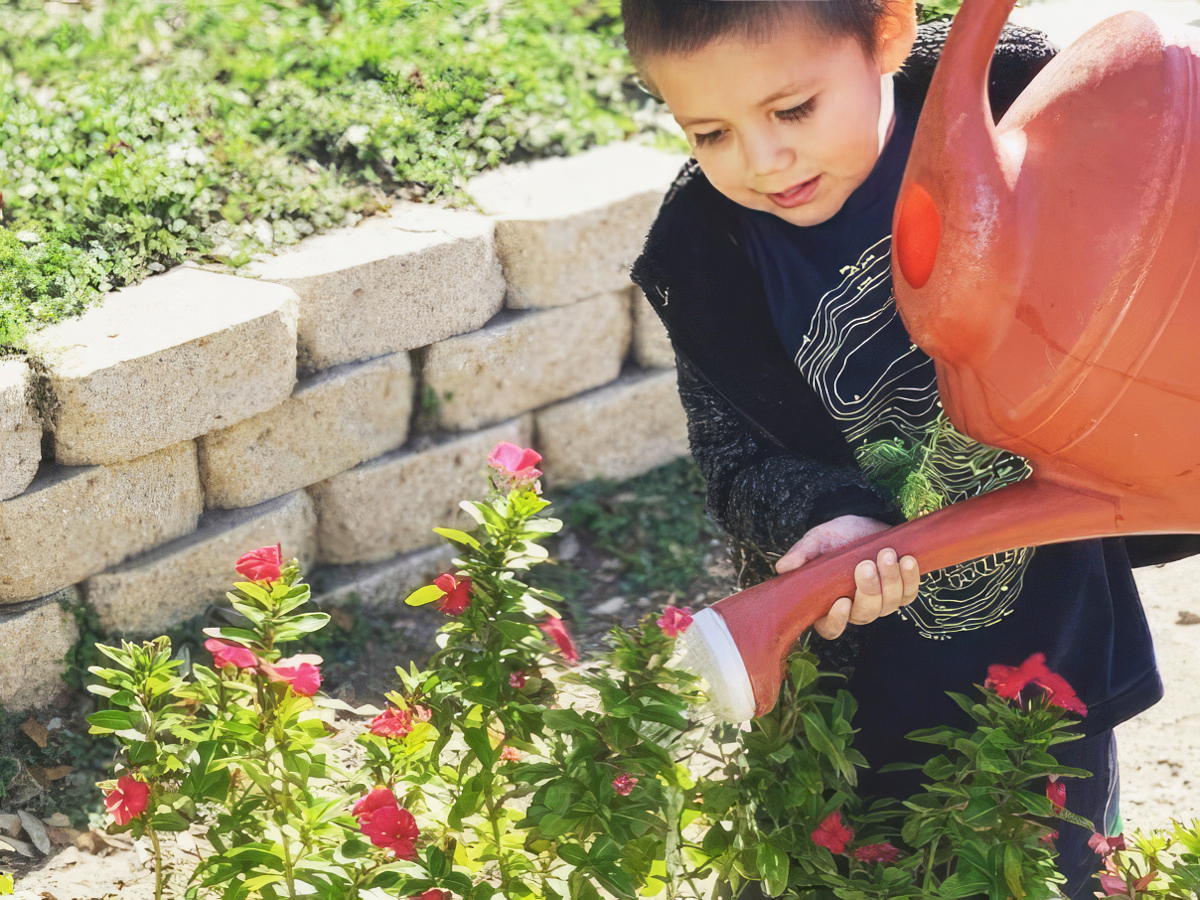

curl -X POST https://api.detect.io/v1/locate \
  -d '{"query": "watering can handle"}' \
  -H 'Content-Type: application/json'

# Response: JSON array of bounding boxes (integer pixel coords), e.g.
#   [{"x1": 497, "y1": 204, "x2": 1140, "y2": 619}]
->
[{"x1": 711, "y1": 476, "x2": 1127, "y2": 716}]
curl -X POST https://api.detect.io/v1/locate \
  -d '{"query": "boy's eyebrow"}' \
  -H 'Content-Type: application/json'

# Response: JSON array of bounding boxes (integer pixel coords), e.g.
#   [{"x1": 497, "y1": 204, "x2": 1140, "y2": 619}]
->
[{"x1": 675, "y1": 82, "x2": 807, "y2": 127}]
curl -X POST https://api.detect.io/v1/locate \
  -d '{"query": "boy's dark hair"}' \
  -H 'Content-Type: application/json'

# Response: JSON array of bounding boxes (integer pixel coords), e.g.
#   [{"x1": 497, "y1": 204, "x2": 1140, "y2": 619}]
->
[{"x1": 622, "y1": 0, "x2": 890, "y2": 88}]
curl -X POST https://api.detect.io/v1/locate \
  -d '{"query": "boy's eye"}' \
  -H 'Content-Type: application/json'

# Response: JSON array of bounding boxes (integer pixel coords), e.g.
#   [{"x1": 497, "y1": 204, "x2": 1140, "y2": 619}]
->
[
  {"x1": 691, "y1": 100, "x2": 815, "y2": 148},
  {"x1": 777, "y1": 100, "x2": 815, "y2": 121}
]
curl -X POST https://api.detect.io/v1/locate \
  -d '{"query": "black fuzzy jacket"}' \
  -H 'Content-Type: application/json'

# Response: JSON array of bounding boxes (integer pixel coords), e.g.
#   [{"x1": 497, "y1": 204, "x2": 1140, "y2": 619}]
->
[{"x1": 629, "y1": 20, "x2": 1200, "y2": 592}]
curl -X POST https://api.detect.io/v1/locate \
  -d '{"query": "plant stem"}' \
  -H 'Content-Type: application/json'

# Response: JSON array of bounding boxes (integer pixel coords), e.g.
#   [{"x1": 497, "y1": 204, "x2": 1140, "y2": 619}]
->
[{"x1": 147, "y1": 825, "x2": 165, "y2": 900}]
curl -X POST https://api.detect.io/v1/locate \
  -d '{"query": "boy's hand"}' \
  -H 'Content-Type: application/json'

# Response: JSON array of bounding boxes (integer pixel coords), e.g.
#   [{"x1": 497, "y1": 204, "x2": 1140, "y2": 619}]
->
[{"x1": 775, "y1": 515, "x2": 919, "y2": 640}]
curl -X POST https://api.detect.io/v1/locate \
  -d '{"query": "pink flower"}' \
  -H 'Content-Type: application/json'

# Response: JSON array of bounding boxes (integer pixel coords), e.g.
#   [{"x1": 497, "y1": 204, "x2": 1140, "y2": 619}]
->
[
  {"x1": 985, "y1": 653, "x2": 1088, "y2": 716},
  {"x1": 434, "y1": 574, "x2": 472, "y2": 616},
  {"x1": 235, "y1": 543, "x2": 282, "y2": 583},
  {"x1": 369, "y1": 708, "x2": 414, "y2": 740},
  {"x1": 264, "y1": 653, "x2": 323, "y2": 696},
  {"x1": 411, "y1": 892, "x2": 451, "y2": 900},
  {"x1": 509, "y1": 671, "x2": 527, "y2": 689},
  {"x1": 499, "y1": 746, "x2": 522, "y2": 762},
  {"x1": 1098, "y1": 873, "x2": 1130, "y2": 897},
  {"x1": 413, "y1": 704, "x2": 433, "y2": 722},
  {"x1": 657, "y1": 605, "x2": 694, "y2": 638},
  {"x1": 352, "y1": 787, "x2": 420, "y2": 859},
  {"x1": 204, "y1": 638, "x2": 258, "y2": 671},
  {"x1": 488, "y1": 442, "x2": 543, "y2": 490},
  {"x1": 1040, "y1": 830, "x2": 1059, "y2": 845},
  {"x1": 1089, "y1": 833, "x2": 1128, "y2": 857},
  {"x1": 105, "y1": 775, "x2": 150, "y2": 826},
  {"x1": 853, "y1": 842, "x2": 901, "y2": 864},
  {"x1": 612, "y1": 774, "x2": 638, "y2": 796},
  {"x1": 811, "y1": 811, "x2": 854, "y2": 854},
  {"x1": 1047, "y1": 776, "x2": 1066, "y2": 813},
  {"x1": 539, "y1": 616, "x2": 580, "y2": 664}
]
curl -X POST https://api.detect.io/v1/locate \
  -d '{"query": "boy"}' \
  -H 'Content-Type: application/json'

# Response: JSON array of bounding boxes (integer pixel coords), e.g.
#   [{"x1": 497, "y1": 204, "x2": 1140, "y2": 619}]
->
[{"x1": 624, "y1": 1, "x2": 1195, "y2": 896}]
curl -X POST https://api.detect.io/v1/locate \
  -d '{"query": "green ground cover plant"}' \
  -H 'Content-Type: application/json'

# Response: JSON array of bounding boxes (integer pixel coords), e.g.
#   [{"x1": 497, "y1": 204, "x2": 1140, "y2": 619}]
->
[{"x1": 0, "y1": 0, "x2": 680, "y2": 352}]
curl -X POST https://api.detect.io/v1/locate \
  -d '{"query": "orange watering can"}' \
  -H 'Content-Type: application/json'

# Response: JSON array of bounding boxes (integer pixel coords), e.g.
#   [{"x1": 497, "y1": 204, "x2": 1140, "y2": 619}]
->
[{"x1": 684, "y1": 0, "x2": 1200, "y2": 722}]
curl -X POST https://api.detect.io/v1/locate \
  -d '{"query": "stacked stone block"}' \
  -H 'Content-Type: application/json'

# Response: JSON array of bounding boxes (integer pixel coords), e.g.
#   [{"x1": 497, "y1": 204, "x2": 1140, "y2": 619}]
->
[{"x1": 0, "y1": 140, "x2": 691, "y2": 710}]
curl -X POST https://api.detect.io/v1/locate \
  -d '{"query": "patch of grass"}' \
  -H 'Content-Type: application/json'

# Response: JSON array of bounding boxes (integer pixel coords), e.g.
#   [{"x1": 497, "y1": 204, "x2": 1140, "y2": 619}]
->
[
  {"x1": 0, "y1": 0, "x2": 683, "y2": 352},
  {"x1": 532, "y1": 457, "x2": 726, "y2": 607}
]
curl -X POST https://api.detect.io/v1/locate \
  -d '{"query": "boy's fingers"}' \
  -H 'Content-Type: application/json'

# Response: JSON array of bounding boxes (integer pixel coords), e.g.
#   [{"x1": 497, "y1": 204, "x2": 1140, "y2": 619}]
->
[
  {"x1": 899, "y1": 555, "x2": 920, "y2": 604},
  {"x1": 875, "y1": 548, "x2": 906, "y2": 615},
  {"x1": 814, "y1": 596, "x2": 853, "y2": 639},
  {"x1": 776, "y1": 535, "x2": 819, "y2": 573},
  {"x1": 848, "y1": 560, "x2": 883, "y2": 625}
]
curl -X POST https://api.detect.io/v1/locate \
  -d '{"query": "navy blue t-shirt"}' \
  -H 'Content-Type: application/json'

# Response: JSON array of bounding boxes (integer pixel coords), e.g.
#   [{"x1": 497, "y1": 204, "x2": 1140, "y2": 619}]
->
[{"x1": 736, "y1": 98, "x2": 1162, "y2": 795}]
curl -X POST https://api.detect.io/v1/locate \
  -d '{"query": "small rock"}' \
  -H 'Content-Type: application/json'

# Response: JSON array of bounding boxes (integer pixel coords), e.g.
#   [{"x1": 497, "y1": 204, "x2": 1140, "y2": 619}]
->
[
  {"x1": 1176, "y1": 610, "x2": 1200, "y2": 625},
  {"x1": 0, "y1": 814, "x2": 19, "y2": 836},
  {"x1": 0, "y1": 834, "x2": 37, "y2": 857},
  {"x1": 592, "y1": 596, "x2": 626, "y2": 616},
  {"x1": 44, "y1": 813, "x2": 71, "y2": 828},
  {"x1": 558, "y1": 532, "x2": 580, "y2": 562}
]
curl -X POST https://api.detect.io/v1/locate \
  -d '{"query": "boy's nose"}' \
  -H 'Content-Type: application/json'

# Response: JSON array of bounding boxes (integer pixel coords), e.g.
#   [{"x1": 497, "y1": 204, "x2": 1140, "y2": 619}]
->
[{"x1": 743, "y1": 135, "x2": 795, "y2": 182}]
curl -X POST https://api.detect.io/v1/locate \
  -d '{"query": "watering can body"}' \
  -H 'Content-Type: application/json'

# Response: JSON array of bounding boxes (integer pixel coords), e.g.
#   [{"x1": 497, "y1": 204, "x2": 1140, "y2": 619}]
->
[{"x1": 694, "y1": 0, "x2": 1200, "y2": 721}]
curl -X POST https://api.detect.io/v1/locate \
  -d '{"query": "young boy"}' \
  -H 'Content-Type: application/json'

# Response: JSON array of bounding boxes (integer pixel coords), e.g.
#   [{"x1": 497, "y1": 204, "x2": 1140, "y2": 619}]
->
[{"x1": 623, "y1": 1, "x2": 1196, "y2": 896}]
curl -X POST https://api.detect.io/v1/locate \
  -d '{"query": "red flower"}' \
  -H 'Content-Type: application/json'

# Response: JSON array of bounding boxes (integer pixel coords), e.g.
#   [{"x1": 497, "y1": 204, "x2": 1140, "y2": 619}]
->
[
  {"x1": 1040, "y1": 830, "x2": 1059, "y2": 845},
  {"x1": 1046, "y1": 776, "x2": 1066, "y2": 813},
  {"x1": 235, "y1": 543, "x2": 283, "y2": 583},
  {"x1": 811, "y1": 811, "x2": 855, "y2": 854},
  {"x1": 434, "y1": 574, "x2": 472, "y2": 616},
  {"x1": 985, "y1": 653, "x2": 1087, "y2": 716},
  {"x1": 509, "y1": 671, "x2": 527, "y2": 689},
  {"x1": 499, "y1": 746, "x2": 522, "y2": 762},
  {"x1": 539, "y1": 616, "x2": 580, "y2": 664},
  {"x1": 352, "y1": 787, "x2": 420, "y2": 859},
  {"x1": 657, "y1": 605, "x2": 694, "y2": 638},
  {"x1": 204, "y1": 638, "x2": 258, "y2": 670},
  {"x1": 1098, "y1": 873, "x2": 1129, "y2": 897},
  {"x1": 369, "y1": 708, "x2": 414, "y2": 740},
  {"x1": 264, "y1": 653, "x2": 323, "y2": 696},
  {"x1": 105, "y1": 775, "x2": 150, "y2": 826},
  {"x1": 853, "y1": 842, "x2": 901, "y2": 864},
  {"x1": 488, "y1": 442, "x2": 543, "y2": 490},
  {"x1": 1089, "y1": 833, "x2": 1128, "y2": 857},
  {"x1": 413, "y1": 704, "x2": 433, "y2": 722},
  {"x1": 411, "y1": 892, "x2": 451, "y2": 900},
  {"x1": 612, "y1": 774, "x2": 638, "y2": 796},
  {"x1": 1034, "y1": 669, "x2": 1088, "y2": 716}
]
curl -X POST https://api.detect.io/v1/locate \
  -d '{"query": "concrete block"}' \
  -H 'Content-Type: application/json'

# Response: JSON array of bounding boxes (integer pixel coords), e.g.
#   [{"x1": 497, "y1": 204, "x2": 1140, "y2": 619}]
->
[
  {"x1": 0, "y1": 590, "x2": 80, "y2": 711},
  {"x1": 535, "y1": 369, "x2": 689, "y2": 487},
  {"x1": 0, "y1": 359, "x2": 40, "y2": 501},
  {"x1": 631, "y1": 286, "x2": 675, "y2": 369},
  {"x1": 245, "y1": 202, "x2": 506, "y2": 373},
  {"x1": 199, "y1": 352, "x2": 414, "y2": 509},
  {"x1": 423, "y1": 292, "x2": 631, "y2": 432},
  {"x1": 466, "y1": 142, "x2": 687, "y2": 308},
  {"x1": 28, "y1": 267, "x2": 298, "y2": 466},
  {"x1": 312, "y1": 544, "x2": 456, "y2": 608},
  {"x1": 310, "y1": 416, "x2": 532, "y2": 564},
  {"x1": 85, "y1": 491, "x2": 318, "y2": 635},
  {"x1": 0, "y1": 442, "x2": 203, "y2": 603}
]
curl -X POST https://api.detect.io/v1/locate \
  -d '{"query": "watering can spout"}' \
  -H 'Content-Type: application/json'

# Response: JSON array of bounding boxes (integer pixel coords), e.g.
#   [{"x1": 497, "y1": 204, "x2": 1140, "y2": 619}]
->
[{"x1": 894, "y1": 0, "x2": 1021, "y2": 366}]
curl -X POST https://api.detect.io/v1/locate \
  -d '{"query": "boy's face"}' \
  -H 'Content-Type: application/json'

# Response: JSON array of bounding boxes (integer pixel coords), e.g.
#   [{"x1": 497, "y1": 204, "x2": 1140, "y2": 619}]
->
[{"x1": 643, "y1": 16, "x2": 908, "y2": 227}]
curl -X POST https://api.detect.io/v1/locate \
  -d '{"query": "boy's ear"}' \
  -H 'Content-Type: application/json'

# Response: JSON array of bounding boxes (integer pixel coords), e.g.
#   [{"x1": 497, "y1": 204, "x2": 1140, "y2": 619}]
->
[{"x1": 876, "y1": 0, "x2": 919, "y2": 75}]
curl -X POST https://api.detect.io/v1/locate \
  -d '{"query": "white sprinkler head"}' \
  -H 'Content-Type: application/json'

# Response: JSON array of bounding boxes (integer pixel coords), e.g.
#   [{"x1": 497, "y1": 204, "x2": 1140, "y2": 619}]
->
[{"x1": 680, "y1": 608, "x2": 756, "y2": 723}]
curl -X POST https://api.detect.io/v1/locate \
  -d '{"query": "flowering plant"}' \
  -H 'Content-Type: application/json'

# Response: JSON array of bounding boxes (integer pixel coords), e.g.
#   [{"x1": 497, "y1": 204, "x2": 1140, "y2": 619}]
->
[{"x1": 86, "y1": 444, "x2": 1188, "y2": 900}]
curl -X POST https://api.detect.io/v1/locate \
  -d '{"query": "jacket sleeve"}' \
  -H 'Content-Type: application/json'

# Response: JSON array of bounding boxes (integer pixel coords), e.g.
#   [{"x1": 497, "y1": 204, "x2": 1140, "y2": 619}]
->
[{"x1": 675, "y1": 351, "x2": 901, "y2": 567}]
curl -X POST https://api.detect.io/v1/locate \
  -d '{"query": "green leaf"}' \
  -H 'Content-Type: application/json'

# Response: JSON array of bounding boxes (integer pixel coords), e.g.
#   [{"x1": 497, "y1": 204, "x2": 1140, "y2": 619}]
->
[
  {"x1": 1004, "y1": 840, "x2": 1025, "y2": 898},
  {"x1": 433, "y1": 527, "x2": 481, "y2": 549},
  {"x1": 86, "y1": 710, "x2": 135, "y2": 733},
  {"x1": 757, "y1": 842, "x2": 789, "y2": 897},
  {"x1": 405, "y1": 584, "x2": 446, "y2": 607}
]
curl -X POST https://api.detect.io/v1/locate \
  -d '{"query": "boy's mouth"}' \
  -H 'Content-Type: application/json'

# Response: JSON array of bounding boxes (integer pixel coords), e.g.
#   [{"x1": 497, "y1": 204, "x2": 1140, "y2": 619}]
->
[{"x1": 768, "y1": 175, "x2": 821, "y2": 208}]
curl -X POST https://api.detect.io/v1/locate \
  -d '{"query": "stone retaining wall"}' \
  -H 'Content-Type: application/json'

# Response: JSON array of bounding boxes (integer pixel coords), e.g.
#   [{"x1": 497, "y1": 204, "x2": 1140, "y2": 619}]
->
[{"x1": 0, "y1": 141, "x2": 692, "y2": 710}]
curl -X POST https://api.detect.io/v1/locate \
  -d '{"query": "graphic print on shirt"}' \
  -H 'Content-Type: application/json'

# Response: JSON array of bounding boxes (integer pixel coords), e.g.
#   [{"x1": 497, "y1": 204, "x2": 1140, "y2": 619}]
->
[{"x1": 795, "y1": 237, "x2": 1035, "y2": 639}]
